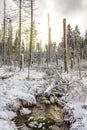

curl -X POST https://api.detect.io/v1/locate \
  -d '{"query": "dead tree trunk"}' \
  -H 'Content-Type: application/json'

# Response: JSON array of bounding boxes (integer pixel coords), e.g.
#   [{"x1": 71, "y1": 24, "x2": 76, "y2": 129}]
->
[
  {"x1": 19, "y1": 0, "x2": 22, "y2": 69},
  {"x1": 3, "y1": 0, "x2": 6, "y2": 64},
  {"x1": 37, "y1": 42, "x2": 41, "y2": 66},
  {"x1": 6, "y1": 19, "x2": 13, "y2": 65},
  {"x1": 45, "y1": 45, "x2": 48, "y2": 66},
  {"x1": 48, "y1": 14, "x2": 51, "y2": 64},
  {"x1": 63, "y1": 18, "x2": 67, "y2": 72},
  {"x1": 28, "y1": 0, "x2": 33, "y2": 79}
]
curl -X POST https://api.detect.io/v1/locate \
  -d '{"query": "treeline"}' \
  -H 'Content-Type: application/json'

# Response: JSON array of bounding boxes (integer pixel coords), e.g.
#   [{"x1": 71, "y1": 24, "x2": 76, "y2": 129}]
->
[
  {"x1": 58, "y1": 23, "x2": 87, "y2": 71},
  {"x1": 0, "y1": 0, "x2": 87, "y2": 72}
]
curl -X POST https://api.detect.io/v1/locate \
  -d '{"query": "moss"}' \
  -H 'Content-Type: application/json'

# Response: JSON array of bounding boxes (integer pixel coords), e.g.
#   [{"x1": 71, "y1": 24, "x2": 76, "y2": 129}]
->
[
  {"x1": 26, "y1": 117, "x2": 55, "y2": 129},
  {"x1": 37, "y1": 117, "x2": 55, "y2": 126}
]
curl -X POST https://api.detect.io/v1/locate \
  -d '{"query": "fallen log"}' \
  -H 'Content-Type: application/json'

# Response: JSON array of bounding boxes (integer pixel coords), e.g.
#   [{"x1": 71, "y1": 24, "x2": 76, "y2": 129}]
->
[{"x1": 0, "y1": 74, "x2": 14, "y2": 80}]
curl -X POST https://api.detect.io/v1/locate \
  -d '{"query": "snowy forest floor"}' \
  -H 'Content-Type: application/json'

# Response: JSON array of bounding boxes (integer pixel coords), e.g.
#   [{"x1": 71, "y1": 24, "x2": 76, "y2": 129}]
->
[
  {"x1": 0, "y1": 60, "x2": 87, "y2": 130},
  {"x1": 62, "y1": 60, "x2": 87, "y2": 130}
]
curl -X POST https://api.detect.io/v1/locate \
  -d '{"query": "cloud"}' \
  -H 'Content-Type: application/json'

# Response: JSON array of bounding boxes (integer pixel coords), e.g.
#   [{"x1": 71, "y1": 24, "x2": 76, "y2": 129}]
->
[
  {"x1": 37, "y1": 0, "x2": 87, "y2": 16},
  {"x1": 54, "y1": 0, "x2": 86, "y2": 15},
  {"x1": 37, "y1": 0, "x2": 48, "y2": 9}
]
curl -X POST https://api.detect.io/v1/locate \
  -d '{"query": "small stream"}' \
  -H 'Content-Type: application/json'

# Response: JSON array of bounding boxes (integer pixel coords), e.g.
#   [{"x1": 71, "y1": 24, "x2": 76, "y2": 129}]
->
[{"x1": 13, "y1": 95, "x2": 70, "y2": 130}]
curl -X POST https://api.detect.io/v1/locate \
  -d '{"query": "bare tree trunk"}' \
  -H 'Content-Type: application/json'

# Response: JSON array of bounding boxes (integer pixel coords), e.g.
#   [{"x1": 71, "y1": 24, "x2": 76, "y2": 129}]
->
[
  {"x1": 45, "y1": 45, "x2": 48, "y2": 66},
  {"x1": 63, "y1": 18, "x2": 68, "y2": 72},
  {"x1": 28, "y1": 0, "x2": 33, "y2": 79},
  {"x1": 77, "y1": 55, "x2": 81, "y2": 79},
  {"x1": 7, "y1": 19, "x2": 13, "y2": 65},
  {"x1": 56, "y1": 52, "x2": 58, "y2": 65},
  {"x1": 19, "y1": 0, "x2": 22, "y2": 69},
  {"x1": 3, "y1": 0, "x2": 6, "y2": 64},
  {"x1": 37, "y1": 42, "x2": 41, "y2": 66},
  {"x1": 48, "y1": 14, "x2": 51, "y2": 64}
]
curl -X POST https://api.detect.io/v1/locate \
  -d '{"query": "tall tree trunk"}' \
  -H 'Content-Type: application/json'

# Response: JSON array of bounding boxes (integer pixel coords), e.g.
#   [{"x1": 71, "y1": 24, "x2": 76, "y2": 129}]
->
[
  {"x1": 7, "y1": 19, "x2": 12, "y2": 65},
  {"x1": 28, "y1": 0, "x2": 33, "y2": 79},
  {"x1": 48, "y1": 14, "x2": 51, "y2": 64},
  {"x1": 3, "y1": 0, "x2": 6, "y2": 64},
  {"x1": 63, "y1": 18, "x2": 68, "y2": 72},
  {"x1": 19, "y1": 0, "x2": 22, "y2": 69}
]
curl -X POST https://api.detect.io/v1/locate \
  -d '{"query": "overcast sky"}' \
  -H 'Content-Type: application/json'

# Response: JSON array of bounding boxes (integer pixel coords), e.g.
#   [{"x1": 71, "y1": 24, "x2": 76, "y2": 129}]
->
[
  {"x1": 37, "y1": 0, "x2": 87, "y2": 43},
  {"x1": 0, "y1": 0, "x2": 87, "y2": 43}
]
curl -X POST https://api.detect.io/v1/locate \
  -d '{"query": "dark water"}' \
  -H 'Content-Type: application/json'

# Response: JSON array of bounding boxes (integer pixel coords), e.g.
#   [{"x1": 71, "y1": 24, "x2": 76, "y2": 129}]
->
[{"x1": 13, "y1": 102, "x2": 69, "y2": 130}]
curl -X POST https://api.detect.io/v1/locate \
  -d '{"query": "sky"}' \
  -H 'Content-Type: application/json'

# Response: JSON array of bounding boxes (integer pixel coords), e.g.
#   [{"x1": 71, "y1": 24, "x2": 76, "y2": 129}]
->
[
  {"x1": 0, "y1": 0, "x2": 87, "y2": 45},
  {"x1": 36, "y1": 0, "x2": 87, "y2": 44}
]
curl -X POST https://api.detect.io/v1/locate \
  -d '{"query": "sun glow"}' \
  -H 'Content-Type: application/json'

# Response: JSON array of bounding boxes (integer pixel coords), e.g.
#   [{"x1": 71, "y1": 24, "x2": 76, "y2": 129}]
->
[
  {"x1": 37, "y1": 1, "x2": 63, "y2": 46},
  {"x1": 36, "y1": 0, "x2": 86, "y2": 47}
]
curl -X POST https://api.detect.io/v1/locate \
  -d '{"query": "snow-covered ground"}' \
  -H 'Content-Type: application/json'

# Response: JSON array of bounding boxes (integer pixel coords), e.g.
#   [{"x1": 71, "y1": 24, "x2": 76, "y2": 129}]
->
[
  {"x1": 62, "y1": 61, "x2": 87, "y2": 130},
  {"x1": 0, "y1": 61, "x2": 87, "y2": 130},
  {"x1": 0, "y1": 66, "x2": 46, "y2": 130}
]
